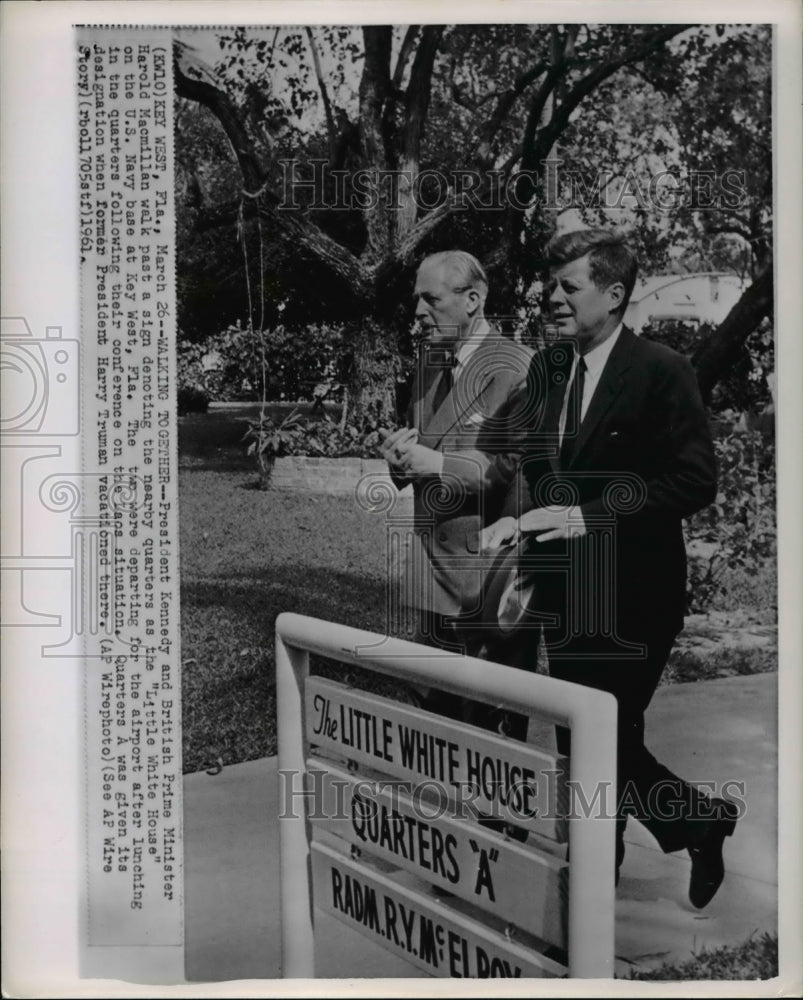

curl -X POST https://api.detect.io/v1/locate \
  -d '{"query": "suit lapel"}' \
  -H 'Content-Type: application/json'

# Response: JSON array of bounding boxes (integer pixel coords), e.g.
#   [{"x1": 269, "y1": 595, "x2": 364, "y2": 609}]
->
[
  {"x1": 421, "y1": 338, "x2": 497, "y2": 446},
  {"x1": 567, "y1": 326, "x2": 636, "y2": 468},
  {"x1": 428, "y1": 363, "x2": 495, "y2": 447}
]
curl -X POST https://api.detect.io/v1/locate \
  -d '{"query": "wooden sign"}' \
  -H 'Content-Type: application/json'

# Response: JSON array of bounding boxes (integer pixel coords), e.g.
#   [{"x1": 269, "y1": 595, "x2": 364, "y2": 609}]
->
[
  {"x1": 305, "y1": 677, "x2": 567, "y2": 841},
  {"x1": 312, "y1": 841, "x2": 567, "y2": 979},
  {"x1": 308, "y1": 760, "x2": 568, "y2": 946}
]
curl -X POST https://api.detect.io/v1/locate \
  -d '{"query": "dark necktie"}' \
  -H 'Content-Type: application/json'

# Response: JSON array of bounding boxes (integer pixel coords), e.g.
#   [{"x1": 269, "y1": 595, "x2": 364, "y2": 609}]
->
[
  {"x1": 560, "y1": 356, "x2": 586, "y2": 467},
  {"x1": 431, "y1": 352, "x2": 456, "y2": 415}
]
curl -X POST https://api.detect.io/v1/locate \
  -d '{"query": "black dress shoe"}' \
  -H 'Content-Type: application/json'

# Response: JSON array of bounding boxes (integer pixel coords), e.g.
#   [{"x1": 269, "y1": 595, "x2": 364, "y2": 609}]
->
[{"x1": 688, "y1": 798, "x2": 739, "y2": 909}]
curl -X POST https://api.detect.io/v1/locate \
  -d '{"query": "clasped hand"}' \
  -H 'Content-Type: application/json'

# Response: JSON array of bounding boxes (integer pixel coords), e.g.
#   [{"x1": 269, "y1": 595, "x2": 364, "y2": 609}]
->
[
  {"x1": 378, "y1": 426, "x2": 443, "y2": 477},
  {"x1": 480, "y1": 506, "x2": 587, "y2": 549}
]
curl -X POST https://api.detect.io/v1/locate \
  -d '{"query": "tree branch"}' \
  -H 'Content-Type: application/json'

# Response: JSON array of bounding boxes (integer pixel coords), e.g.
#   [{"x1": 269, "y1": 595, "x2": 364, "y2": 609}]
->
[
  {"x1": 473, "y1": 60, "x2": 548, "y2": 167},
  {"x1": 403, "y1": 27, "x2": 445, "y2": 159},
  {"x1": 174, "y1": 46, "x2": 267, "y2": 191},
  {"x1": 174, "y1": 42, "x2": 372, "y2": 302},
  {"x1": 396, "y1": 25, "x2": 445, "y2": 240},
  {"x1": 359, "y1": 26, "x2": 394, "y2": 259},
  {"x1": 529, "y1": 25, "x2": 691, "y2": 168},
  {"x1": 305, "y1": 27, "x2": 337, "y2": 160},
  {"x1": 396, "y1": 191, "x2": 463, "y2": 263},
  {"x1": 359, "y1": 27, "x2": 393, "y2": 169},
  {"x1": 520, "y1": 64, "x2": 564, "y2": 171},
  {"x1": 692, "y1": 263, "x2": 773, "y2": 403},
  {"x1": 707, "y1": 224, "x2": 756, "y2": 245},
  {"x1": 392, "y1": 25, "x2": 420, "y2": 89},
  {"x1": 395, "y1": 174, "x2": 502, "y2": 263}
]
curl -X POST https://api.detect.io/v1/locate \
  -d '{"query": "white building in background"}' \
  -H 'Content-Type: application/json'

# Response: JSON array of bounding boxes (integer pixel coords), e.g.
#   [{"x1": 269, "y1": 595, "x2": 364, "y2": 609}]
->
[{"x1": 625, "y1": 272, "x2": 747, "y2": 334}]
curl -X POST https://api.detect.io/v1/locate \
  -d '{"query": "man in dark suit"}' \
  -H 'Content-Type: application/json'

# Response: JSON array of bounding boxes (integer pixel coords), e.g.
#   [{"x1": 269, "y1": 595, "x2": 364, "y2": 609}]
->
[
  {"x1": 379, "y1": 250, "x2": 533, "y2": 732},
  {"x1": 482, "y1": 229, "x2": 738, "y2": 907}
]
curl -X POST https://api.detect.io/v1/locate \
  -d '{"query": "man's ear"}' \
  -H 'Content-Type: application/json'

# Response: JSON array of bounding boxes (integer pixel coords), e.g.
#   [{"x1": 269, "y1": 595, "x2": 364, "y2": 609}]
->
[
  {"x1": 607, "y1": 281, "x2": 625, "y2": 314},
  {"x1": 465, "y1": 288, "x2": 482, "y2": 317}
]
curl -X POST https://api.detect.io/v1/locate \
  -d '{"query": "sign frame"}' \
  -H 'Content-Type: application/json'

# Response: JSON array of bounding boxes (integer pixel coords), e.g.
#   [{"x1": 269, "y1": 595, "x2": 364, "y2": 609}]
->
[{"x1": 275, "y1": 611, "x2": 617, "y2": 979}]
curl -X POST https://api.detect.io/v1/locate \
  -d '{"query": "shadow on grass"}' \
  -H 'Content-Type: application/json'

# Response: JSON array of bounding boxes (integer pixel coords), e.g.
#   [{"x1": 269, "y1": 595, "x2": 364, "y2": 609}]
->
[
  {"x1": 181, "y1": 563, "x2": 401, "y2": 773},
  {"x1": 179, "y1": 411, "x2": 254, "y2": 474},
  {"x1": 183, "y1": 563, "x2": 389, "y2": 620}
]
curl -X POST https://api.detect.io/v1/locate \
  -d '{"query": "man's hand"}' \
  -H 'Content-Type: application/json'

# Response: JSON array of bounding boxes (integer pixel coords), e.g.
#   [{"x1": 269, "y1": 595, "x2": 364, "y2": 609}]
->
[
  {"x1": 480, "y1": 516, "x2": 520, "y2": 550},
  {"x1": 378, "y1": 427, "x2": 443, "y2": 477},
  {"x1": 519, "y1": 506, "x2": 586, "y2": 542},
  {"x1": 378, "y1": 426, "x2": 419, "y2": 470},
  {"x1": 395, "y1": 442, "x2": 444, "y2": 477}
]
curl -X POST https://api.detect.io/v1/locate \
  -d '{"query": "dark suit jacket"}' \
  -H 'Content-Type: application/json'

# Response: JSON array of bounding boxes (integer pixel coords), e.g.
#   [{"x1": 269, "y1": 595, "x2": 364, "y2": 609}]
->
[
  {"x1": 510, "y1": 326, "x2": 716, "y2": 638},
  {"x1": 391, "y1": 332, "x2": 533, "y2": 618}
]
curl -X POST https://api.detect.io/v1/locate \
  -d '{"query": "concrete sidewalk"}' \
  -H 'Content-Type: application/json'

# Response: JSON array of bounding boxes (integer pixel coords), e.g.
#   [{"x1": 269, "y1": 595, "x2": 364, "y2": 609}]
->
[{"x1": 183, "y1": 673, "x2": 777, "y2": 982}]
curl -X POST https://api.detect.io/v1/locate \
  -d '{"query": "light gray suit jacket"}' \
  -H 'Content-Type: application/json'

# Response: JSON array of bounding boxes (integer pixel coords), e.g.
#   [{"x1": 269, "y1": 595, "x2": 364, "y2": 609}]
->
[{"x1": 391, "y1": 332, "x2": 534, "y2": 618}]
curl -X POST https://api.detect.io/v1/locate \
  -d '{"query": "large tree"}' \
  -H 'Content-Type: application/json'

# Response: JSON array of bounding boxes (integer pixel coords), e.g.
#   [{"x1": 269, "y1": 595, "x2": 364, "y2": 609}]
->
[{"x1": 174, "y1": 23, "x2": 773, "y2": 412}]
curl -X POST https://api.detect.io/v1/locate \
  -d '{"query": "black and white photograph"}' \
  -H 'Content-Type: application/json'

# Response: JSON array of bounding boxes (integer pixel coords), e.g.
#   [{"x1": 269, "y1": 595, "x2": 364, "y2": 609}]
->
[
  {"x1": 174, "y1": 18, "x2": 779, "y2": 984},
  {"x1": 1, "y1": 2, "x2": 801, "y2": 996}
]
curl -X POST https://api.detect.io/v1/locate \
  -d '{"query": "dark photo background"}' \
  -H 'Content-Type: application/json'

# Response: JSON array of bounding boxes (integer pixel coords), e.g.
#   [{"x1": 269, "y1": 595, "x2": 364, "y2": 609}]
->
[{"x1": 174, "y1": 23, "x2": 777, "y2": 980}]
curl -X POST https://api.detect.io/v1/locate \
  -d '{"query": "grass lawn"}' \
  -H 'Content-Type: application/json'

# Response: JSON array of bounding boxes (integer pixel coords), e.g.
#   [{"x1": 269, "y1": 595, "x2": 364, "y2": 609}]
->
[
  {"x1": 180, "y1": 471, "x2": 398, "y2": 773},
  {"x1": 179, "y1": 412, "x2": 777, "y2": 774}
]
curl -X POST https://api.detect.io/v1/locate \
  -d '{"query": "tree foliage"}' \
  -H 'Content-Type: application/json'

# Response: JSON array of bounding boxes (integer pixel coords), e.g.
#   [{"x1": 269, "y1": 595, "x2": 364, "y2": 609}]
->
[{"x1": 174, "y1": 23, "x2": 773, "y2": 414}]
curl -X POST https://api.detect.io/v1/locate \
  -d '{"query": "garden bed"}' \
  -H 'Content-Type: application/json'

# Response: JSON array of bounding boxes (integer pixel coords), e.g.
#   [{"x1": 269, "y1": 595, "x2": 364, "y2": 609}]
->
[{"x1": 270, "y1": 456, "x2": 394, "y2": 494}]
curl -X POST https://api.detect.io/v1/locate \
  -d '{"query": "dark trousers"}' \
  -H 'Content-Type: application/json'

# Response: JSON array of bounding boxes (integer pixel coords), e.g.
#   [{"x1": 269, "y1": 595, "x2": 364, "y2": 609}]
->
[
  {"x1": 415, "y1": 610, "x2": 530, "y2": 741},
  {"x1": 546, "y1": 623, "x2": 710, "y2": 864},
  {"x1": 416, "y1": 611, "x2": 530, "y2": 840}
]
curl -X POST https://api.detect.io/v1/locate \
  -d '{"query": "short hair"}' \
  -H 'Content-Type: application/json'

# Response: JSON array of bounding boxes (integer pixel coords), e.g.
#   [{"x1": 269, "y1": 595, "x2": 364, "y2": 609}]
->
[
  {"x1": 420, "y1": 250, "x2": 489, "y2": 301},
  {"x1": 546, "y1": 229, "x2": 638, "y2": 314}
]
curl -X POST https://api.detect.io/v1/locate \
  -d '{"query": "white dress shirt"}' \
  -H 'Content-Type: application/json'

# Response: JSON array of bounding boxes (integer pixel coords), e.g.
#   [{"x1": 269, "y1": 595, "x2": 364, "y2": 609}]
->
[
  {"x1": 559, "y1": 323, "x2": 623, "y2": 447},
  {"x1": 430, "y1": 320, "x2": 491, "y2": 478},
  {"x1": 453, "y1": 318, "x2": 491, "y2": 380}
]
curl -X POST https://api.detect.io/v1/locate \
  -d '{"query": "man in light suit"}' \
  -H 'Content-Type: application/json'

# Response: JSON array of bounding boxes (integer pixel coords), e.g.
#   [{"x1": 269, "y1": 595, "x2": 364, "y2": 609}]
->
[
  {"x1": 483, "y1": 229, "x2": 739, "y2": 906},
  {"x1": 379, "y1": 250, "x2": 533, "y2": 732}
]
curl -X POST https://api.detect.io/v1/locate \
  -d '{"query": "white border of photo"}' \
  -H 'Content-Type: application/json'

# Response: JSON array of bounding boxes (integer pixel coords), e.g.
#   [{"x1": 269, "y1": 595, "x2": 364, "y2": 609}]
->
[{"x1": 1, "y1": 2, "x2": 800, "y2": 997}]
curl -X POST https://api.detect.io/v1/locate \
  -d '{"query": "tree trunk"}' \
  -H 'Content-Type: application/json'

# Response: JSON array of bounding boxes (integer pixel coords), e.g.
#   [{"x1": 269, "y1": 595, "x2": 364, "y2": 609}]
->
[
  {"x1": 343, "y1": 319, "x2": 403, "y2": 425},
  {"x1": 395, "y1": 26, "x2": 444, "y2": 242},
  {"x1": 692, "y1": 263, "x2": 773, "y2": 404},
  {"x1": 359, "y1": 27, "x2": 394, "y2": 262}
]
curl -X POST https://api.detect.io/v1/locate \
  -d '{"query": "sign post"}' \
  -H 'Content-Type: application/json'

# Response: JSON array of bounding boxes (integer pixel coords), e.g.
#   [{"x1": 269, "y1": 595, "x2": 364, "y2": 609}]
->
[{"x1": 275, "y1": 611, "x2": 617, "y2": 979}]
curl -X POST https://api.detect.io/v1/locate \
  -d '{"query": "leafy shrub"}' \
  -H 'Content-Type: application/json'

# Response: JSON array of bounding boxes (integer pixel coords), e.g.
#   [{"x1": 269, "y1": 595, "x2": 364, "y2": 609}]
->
[
  {"x1": 626, "y1": 931, "x2": 777, "y2": 980},
  {"x1": 685, "y1": 412, "x2": 775, "y2": 613},
  {"x1": 241, "y1": 405, "x2": 397, "y2": 486},
  {"x1": 177, "y1": 322, "x2": 347, "y2": 404},
  {"x1": 303, "y1": 407, "x2": 391, "y2": 459},
  {"x1": 178, "y1": 319, "x2": 409, "y2": 429},
  {"x1": 242, "y1": 408, "x2": 307, "y2": 489}
]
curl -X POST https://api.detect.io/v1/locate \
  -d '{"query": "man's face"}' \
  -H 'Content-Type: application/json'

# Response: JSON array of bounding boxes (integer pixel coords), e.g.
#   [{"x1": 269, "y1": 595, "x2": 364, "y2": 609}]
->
[
  {"x1": 548, "y1": 253, "x2": 621, "y2": 348},
  {"x1": 413, "y1": 261, "x2": 472, "y2": 341}
]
